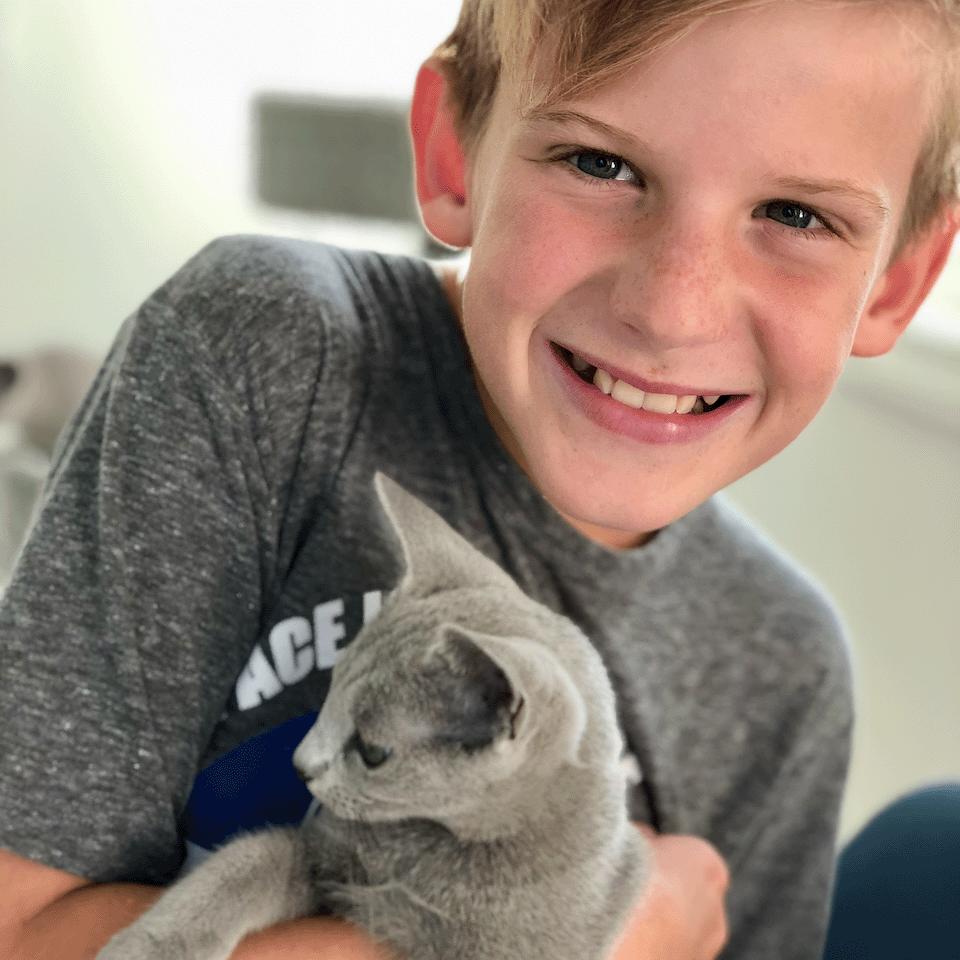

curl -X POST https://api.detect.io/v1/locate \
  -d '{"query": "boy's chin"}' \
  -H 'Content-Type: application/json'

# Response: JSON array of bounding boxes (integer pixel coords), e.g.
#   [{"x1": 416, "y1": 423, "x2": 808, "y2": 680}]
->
[
  {"x1": 491, "y1": 404, "x2": 730, "y2": 546},
  {"x1": 530, "y1": 465, "x2": 708, "y2": 550}
]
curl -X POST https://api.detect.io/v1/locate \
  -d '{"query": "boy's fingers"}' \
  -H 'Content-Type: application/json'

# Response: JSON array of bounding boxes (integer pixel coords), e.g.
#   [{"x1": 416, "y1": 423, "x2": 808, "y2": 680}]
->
[
  {"x1": 656, "y1": 832, "x2": 731, "y2": 896},
  {"x1": 632, "y1": 824, "x2": 730, "y2": 894},
  {"x1": 613, "y1": 825, "x2": 730, "y2": 960}
]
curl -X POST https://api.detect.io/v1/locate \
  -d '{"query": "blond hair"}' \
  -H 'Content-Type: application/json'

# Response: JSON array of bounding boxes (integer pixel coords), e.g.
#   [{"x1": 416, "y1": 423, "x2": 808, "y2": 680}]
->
[{"x1": 434, "y1": 0, "x2": 960, "y2": 249}]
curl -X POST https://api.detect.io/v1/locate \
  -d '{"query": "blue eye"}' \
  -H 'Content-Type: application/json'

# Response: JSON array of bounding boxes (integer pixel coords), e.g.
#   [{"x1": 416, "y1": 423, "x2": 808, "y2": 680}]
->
[
  {"x1": 764, "y1": 201, "x2": 819, "y2": 230},
  {"x1": 569, "y1": 152, "x2": 632, "y2": 181}
]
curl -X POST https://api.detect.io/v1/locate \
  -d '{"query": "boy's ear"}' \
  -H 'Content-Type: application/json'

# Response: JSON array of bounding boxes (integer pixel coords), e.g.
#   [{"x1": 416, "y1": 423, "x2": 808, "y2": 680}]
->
[
  {"x1": 410, "y1": 60, "x2": 473, "y2": 249},
  {"x1": 853, "y1": 210, "x2": 960, "y2": 357}
]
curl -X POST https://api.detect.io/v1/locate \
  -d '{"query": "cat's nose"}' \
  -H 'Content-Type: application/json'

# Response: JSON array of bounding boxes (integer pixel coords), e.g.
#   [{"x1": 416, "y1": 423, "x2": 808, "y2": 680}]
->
[
  {"x1": 292, "y1": 738, "x2": 327, "y2": 783},
  {"x1": 294, "y1": 757, "x2": 326, "y2": 783}
]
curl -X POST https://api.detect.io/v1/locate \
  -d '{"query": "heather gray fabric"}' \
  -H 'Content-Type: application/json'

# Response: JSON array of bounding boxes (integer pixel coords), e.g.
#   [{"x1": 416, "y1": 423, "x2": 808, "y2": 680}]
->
[{"x1": 0, "y1": 236, "x2": 852, "y2": 959}]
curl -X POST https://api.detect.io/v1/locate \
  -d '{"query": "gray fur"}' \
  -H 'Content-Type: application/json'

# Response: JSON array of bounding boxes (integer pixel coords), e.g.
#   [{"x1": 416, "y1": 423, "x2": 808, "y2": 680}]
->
[{"x1": 95, "y1": 474, "x2": 649, "y2": 960}]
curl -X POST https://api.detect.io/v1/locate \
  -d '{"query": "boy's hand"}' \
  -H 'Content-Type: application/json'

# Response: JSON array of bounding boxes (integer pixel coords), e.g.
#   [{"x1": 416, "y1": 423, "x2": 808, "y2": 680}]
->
[{"x1": 609, "y1": 825, "x2": 729, "y2": 960}]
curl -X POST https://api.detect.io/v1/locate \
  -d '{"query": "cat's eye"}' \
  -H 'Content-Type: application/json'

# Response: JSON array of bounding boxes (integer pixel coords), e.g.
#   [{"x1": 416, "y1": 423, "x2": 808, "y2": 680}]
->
[{"x1": 347, "y1": 731, "x2": 392, "y2": 769}]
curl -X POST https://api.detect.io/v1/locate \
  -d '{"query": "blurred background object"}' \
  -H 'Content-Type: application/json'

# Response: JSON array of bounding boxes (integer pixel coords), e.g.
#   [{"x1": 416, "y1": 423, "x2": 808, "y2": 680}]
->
[
  {"x1": 0, "y1": 0, "x2": 957, "y2": 840},
  {"x1": 0, "y1": 433, "x2": 48, "y2": 593},
  {"x1": 0, "y1": 349, "x2": 98, "y2": 455},
  {"x1": 0, "y1": 349, "x2": 99, "y2": 588},
  {"x1": 254, "y1": 92, "x2": 452, "y2": 255},
  {"x1": 256, "y1": 95, "x2": 418, "y2": 223}
]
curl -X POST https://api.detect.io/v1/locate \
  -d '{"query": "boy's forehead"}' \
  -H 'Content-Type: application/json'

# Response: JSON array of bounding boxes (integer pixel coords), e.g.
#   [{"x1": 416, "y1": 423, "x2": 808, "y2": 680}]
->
[
  {"x1": 509, "y1": 0, "x2": 943, "y2": 110},
  {"x1": 493, "y1": 0, "x2": 942, "y2": 168}
]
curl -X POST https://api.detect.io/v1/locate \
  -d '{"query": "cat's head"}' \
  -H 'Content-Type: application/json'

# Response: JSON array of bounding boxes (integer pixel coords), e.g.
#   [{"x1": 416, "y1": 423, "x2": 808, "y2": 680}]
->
[{"x1": 292, "y1": 474, "x2": 602, "y2": 840}]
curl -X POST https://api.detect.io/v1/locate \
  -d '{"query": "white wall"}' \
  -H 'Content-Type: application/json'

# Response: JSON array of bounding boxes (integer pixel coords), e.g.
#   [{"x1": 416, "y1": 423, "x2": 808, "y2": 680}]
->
[
  {"x1": 0, "y1": 0, "x2": 459, "y2": 355},
  {"x1": 2, "y1": 0, "x2": 958, "y2": 840},
  {"x1": 1, "y1": 1, "x2": 226, "y2": 354}
]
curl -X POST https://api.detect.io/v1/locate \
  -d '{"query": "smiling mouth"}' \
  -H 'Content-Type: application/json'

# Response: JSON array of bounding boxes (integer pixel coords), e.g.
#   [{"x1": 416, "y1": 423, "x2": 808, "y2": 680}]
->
[{"x1": 555, "y1": 345, "x2": 736, "y2": 415}]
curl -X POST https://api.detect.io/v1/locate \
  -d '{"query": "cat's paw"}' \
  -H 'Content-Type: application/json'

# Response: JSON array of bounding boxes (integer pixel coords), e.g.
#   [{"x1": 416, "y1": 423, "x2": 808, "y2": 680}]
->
[
  {"x1": 620, "y1": 751, "x2": 643, "y2": 787},
  {"x1": 95, "y1": 924, "x2": 226, "y2": 960},
  {"x1": 95, "y1": 928, "x2": 178, "y2": 960}
]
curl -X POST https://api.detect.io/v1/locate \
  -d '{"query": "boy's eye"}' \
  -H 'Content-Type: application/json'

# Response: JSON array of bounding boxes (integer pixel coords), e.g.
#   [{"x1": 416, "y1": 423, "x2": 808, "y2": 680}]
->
[
  {"x1": 567, "y1": 151, "x2": 635, "y2": 182},
  {"x1": 762, "y1": 201, "x2": 824, "y2": 231}
]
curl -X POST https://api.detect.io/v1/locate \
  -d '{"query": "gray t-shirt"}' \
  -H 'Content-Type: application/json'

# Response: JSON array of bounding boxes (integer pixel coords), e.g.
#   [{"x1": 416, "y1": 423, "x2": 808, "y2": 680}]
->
[{"x1": 0, "y1": 236, "x2": 852, "y2": 959}]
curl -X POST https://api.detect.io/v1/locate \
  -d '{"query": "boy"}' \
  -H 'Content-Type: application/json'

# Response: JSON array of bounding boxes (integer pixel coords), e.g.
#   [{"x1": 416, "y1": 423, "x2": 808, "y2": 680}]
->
[{"x1": 0, "y1": 1, "x2": 956, "y2": 958}]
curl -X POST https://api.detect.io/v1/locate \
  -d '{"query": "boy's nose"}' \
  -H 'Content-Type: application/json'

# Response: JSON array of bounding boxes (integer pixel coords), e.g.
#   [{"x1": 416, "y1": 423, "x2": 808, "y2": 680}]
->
[{"x1": 612, "y1": 219, "x2": 737, "y2": 348}]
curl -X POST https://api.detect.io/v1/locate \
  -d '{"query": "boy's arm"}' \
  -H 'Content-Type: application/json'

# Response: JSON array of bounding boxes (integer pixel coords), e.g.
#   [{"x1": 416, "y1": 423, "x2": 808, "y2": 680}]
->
[
  {"x1": 0, "y1": 848, "x2": 158, "y2": 960},
  {"x1": 2, "y1": 833, "x2": 727, "y2": 960},
  {"x1": 0, "y1": 241, "x2": 303, "y2": 890},
  {"x1": 0, "y1": 849, "x2": 391, "y2": 960}
]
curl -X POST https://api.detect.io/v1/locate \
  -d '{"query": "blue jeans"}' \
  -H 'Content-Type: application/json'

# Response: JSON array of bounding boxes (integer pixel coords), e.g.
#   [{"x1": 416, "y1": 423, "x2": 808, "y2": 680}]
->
[{"x1": 822, "y1": 783, "x2": 960, "y2": 959}]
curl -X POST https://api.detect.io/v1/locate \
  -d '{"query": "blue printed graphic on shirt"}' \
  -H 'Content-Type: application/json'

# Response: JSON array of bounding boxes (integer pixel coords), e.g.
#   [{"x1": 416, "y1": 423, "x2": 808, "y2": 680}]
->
[
  {"x1": 176, "y1": 590, "x2": 384, "y2": 875},
  {"x1": 178, "y1": 712, "x2": 319, "y2": 874}
]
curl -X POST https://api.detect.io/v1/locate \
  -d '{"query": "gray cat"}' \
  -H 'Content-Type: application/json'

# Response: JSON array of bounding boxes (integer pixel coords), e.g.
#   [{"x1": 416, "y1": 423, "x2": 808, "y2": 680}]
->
[{"x1": 95, "y1": 474, "x2": 649, "y2": 960}]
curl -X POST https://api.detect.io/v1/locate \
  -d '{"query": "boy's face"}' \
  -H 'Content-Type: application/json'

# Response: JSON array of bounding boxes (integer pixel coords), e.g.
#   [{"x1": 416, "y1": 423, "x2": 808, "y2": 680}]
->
[{"x1": 437, "y1": 1, "x2": 946, "y2": 546}]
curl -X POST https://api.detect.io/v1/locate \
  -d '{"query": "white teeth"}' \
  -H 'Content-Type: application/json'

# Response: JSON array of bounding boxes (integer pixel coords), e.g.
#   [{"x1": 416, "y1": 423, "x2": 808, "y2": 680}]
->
[
  {"x1": 610, "y1": 380, "x2": 645, "y2": 409},
  {"x1": 590, "y1": 362, "x2": 714, "y2": 415},
  {"x1": 642, "y1": 392, "x2": 678, "y2": 415},
  {"x1": 593, "y1": 368, "x2": 615, "y2": 394}
]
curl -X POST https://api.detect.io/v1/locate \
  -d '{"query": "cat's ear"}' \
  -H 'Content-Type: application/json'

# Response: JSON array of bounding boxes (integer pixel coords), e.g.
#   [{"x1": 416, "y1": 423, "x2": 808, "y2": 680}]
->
[
  {"x1": 437, "y1": 625, "x2": 588, "y2": 770},
  {"x1": 374, "y1": 473, "x2": 519, "y2": 599},
  {"x1": 433, "y1": 627, "x2": 516, "y2": 750}
]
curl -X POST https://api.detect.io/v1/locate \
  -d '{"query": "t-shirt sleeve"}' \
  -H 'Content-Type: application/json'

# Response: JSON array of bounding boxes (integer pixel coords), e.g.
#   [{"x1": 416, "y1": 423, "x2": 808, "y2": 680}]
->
[{"x1": 0, "y1": 240, "x2": 306, "y2": 884}]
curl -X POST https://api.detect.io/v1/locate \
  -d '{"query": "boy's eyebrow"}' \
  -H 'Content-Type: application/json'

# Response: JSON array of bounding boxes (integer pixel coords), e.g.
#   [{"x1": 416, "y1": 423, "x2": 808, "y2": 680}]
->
[
  {"x1": 522, "y1": 107, "x2": 654, "y2": 154},
  {"x1": 524, "y1": 107, "x2": 891, "y2": 224},
  {"x1": 770, "y1": 177, "x2": 891, "y2": 225}
]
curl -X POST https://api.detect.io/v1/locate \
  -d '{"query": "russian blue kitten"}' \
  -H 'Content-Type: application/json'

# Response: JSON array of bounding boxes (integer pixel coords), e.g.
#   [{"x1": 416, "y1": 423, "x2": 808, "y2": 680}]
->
[{"x1": 96, "y1": 474, "x2": 650, "y2": 960}]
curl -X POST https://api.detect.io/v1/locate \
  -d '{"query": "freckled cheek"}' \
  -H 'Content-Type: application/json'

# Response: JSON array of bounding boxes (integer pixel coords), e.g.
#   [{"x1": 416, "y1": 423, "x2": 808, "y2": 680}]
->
[
  {"x1": 774, "y1": 333, "x2": 848, "y2": 403},
  {"x1": 758, "y1": 281, "x2": 864, "y2": 403},
  {"x1": 472, "y1": 190, "x2": 612, "y2": 317}
]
